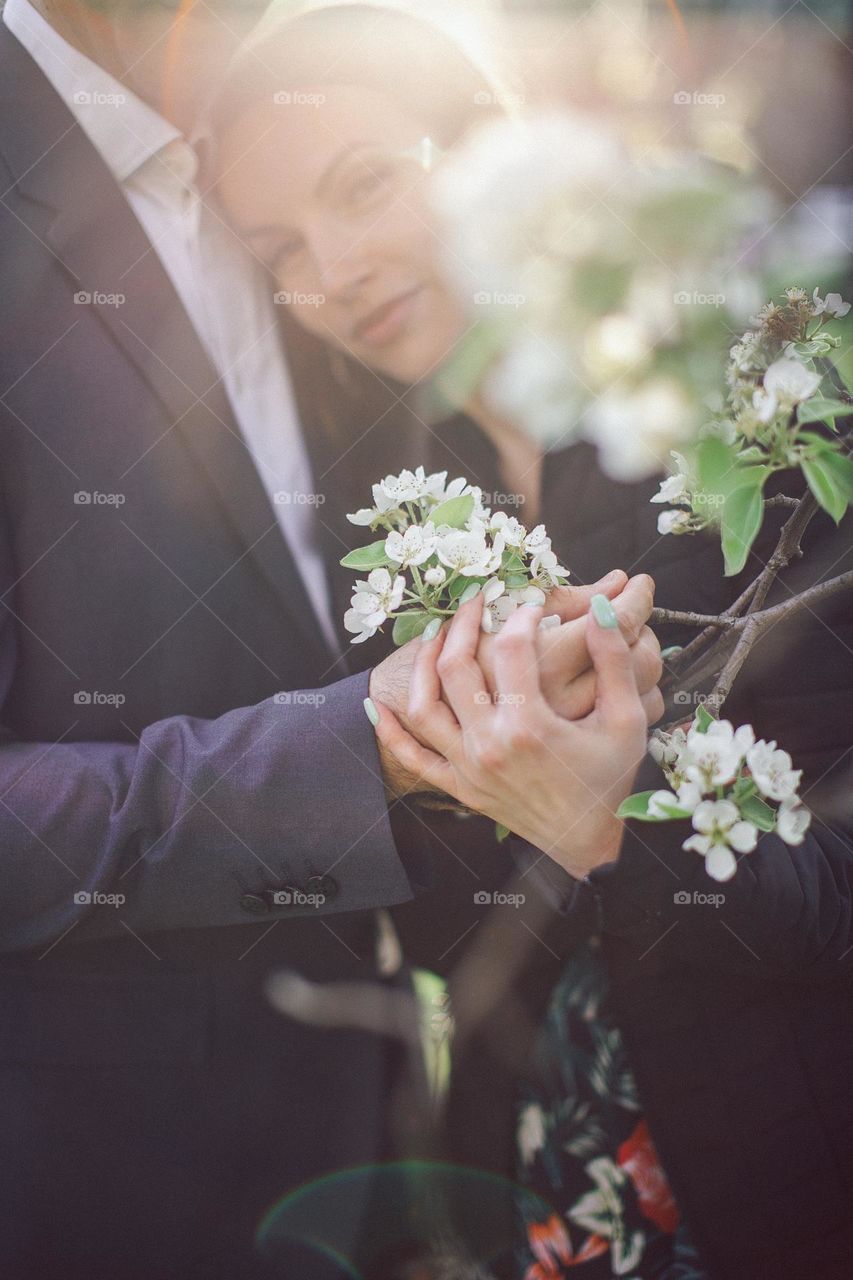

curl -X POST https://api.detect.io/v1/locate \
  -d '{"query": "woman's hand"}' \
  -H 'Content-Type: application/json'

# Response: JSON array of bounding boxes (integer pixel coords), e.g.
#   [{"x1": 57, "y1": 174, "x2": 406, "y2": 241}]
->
[{"x1": 371, "y1": 592, "x2": 653, "y2": 879}]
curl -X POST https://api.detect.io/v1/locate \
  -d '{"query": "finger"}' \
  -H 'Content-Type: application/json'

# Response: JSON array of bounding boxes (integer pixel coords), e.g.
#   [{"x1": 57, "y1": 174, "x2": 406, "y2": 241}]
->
[
  {"x1": 631, "y1": 626, "x2": 663, "y2": 696},
  {"x1": 640, "y1": 686, "x2": 665, "y2": 726},
  {"x1": 584, "y1": 597, "x2": 646, "y2": 736},
  {"x1": 435, "y1": 593, "x2": 492, "y2": 730},
  {"x1": 611, "y1": 573, "x2": 656, "y2": 645},
  {"x1": 542, "y1": 569, "x2": 628, "y2": 623},
  {"x1": 492, "y1": 603, "x2": 549, "y2": 711},
  {"x1": 409, "y1": 625, "x2": 462, "y2": 756},
  {"x1": 371, "y1": 698, "x2": 457, "y2": 795}
]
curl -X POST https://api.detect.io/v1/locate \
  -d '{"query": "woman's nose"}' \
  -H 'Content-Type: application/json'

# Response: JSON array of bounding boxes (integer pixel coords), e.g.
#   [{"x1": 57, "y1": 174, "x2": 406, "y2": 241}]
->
[{"x1": 309, "y1": 226, "x2": 375, "y2": 301}]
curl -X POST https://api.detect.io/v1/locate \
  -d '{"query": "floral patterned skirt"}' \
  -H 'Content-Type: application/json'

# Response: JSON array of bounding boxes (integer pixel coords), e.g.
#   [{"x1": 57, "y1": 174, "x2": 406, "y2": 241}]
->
[{"x1": 514, "y1": 942, "x2": 704, "y2": 1280}]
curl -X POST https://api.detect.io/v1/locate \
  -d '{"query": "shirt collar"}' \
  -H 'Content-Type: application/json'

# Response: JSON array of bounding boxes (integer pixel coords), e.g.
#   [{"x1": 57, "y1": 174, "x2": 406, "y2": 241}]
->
[{"x1": 3, "y1": 0, "x2": 182, "y2": 183}]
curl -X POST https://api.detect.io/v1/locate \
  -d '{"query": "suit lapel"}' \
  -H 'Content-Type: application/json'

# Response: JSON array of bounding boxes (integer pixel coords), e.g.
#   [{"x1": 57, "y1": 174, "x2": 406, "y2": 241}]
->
[{"x1": 0, "y1": 27, "x2": 333, "y2": 666}]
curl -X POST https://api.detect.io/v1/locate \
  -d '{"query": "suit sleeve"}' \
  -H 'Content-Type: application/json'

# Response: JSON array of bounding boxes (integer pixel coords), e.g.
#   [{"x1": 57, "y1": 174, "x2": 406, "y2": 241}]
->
[{"x1": 0, "y1": 512, "x2": 429, "y2": 950}]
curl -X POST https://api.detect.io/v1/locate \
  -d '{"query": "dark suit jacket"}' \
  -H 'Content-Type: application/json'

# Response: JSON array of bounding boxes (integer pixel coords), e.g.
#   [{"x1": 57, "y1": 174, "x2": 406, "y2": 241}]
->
[{"x1": 0, "y1": 27, "x2": 525, "y2": 1279}]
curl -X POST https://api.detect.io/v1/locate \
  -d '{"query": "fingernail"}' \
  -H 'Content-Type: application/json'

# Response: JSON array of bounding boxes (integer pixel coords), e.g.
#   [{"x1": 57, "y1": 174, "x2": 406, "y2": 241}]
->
[
  {"x1": 363, "y1": 696, "x2": 380, "y2": 726},
  {"x1": 422, "y1": 617, "x2": 441, "y2": 642},
  {"x1": 591, "y1": 593, "x2": 619, "y2": 629},
  {"x1": 458, "y1": 583, "x2": 481, "y2": 604}
]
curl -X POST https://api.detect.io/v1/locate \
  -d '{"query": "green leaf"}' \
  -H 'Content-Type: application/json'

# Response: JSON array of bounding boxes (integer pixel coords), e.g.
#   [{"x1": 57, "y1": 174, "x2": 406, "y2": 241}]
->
[
  {"x1": 797, "y1": 397, "x2": 852, "y2": 427},
  {"x1": 694, "y1": 703, "x2": 716, "y2": 733},
  {"x1": 340, "y1": 539, "x2": 391, "y2": 571},
  {"x1": 430, "y1": 493, "x2": 474, "y2": 529},
  {"x1": 739, "y1": 793, "x2": 776, "y2": 832},
  {"x1": 616, "y1": 791, "x2": 692, "y2": 822},
  {"x1": 494, "y1": 822, "x2": 511, "y2": 843},
  {"x1": 721, "y1": 477, "x2": 766, "y2": 576},
  {"x1": 392, "y1": 611, "x2": 432, "y2": 646},
  {"x1": 696, "y1": 436, "x2": 738, "y2": 494},
  {"x1": 448, "y1": 574, "x2": 478, "y2": 600},
  {"x1": 818, "y1": 450, "x2": 853, "y2": 505},
  {"x1": 802, "y1": 455, "x2": 848, "y2": 523},
  {"x1": 504, "y1": 573, "x2": 529, "y2": 590}
]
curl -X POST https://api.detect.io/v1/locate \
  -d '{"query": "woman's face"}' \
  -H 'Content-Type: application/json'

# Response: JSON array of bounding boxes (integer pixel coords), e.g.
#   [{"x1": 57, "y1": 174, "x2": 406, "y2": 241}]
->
[{"x1": 216, "y1": 83, "x2": 467, "y2": 384}]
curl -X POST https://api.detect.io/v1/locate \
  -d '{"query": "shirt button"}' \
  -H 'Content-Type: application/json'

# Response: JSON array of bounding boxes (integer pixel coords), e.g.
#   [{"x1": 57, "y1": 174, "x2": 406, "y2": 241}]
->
[{"x1": 239, "y1": 892, "x2": 269, "y2": 915}]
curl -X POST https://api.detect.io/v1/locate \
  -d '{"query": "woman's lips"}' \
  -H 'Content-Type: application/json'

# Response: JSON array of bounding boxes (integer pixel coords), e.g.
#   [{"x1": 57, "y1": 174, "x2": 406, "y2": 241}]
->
[{"x1": 352, "y1": 286, "x2": 423, "y2": 349}]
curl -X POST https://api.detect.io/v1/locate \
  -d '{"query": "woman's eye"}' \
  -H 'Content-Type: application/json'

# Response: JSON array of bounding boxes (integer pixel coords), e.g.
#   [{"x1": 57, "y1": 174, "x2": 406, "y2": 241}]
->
[{"x1": 343, "y1": 164, "x2": 395, "y2": 210}]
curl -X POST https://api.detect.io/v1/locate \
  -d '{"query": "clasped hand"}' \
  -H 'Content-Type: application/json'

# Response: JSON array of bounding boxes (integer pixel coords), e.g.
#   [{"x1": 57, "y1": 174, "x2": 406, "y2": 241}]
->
[{"x1": 368, "y1": 571, "x2": 662, "y2": 879}]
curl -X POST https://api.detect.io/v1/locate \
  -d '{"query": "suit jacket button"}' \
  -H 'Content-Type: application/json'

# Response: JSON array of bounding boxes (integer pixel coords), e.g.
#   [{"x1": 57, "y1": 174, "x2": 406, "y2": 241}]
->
[
  {"x1": 239, "y1": 892, "x2": 269, "y2": 915},
  {"x1": 307, "y1": 875, "x2": 338, "y2": 902}
]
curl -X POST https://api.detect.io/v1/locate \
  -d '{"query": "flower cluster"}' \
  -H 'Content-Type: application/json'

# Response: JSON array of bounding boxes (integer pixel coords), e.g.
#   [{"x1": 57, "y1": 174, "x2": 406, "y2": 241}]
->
[
  {"x1": 342, "y1": 467, "x2": 570, "y2": 644},
  {"x1": 431, "y1": 111, "x2": 768, "y2": 482},
  {"x1": 620, "y1": 706, "x2": 811, "y2": 881},
  {"x1": 653, "y1": 286, "x2": 852, "y2": 565}
]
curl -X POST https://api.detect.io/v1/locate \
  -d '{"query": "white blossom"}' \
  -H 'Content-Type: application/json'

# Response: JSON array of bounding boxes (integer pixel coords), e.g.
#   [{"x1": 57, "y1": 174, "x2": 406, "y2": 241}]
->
[
  {"x1": 657, "y1": 508, "x2": 693, "y2": 536},
  {"x1": 518, "y1": 1102, "x2": 547, "y2": 1167},
  {"x1": 436, "y1": 528, "x2": 501, "y2": 576},
  {"x1": 812, "y1": 287, "x2": 850, "y2": 319},
  {"x1": 746, "y1": 740, "x2": 802, "y2": 802},
  {"x1": 776, "y1": 799, "x2": 812, "y2": 845},
  {"x1": 683, "y1": 799, "x2": 758, "y2": 881},
  {"x1": 385, "y1": 522, "x2": 438, "y2": 568},
  {"x1": 343, "y1": 568, "x2": 405, "y2": 643}
]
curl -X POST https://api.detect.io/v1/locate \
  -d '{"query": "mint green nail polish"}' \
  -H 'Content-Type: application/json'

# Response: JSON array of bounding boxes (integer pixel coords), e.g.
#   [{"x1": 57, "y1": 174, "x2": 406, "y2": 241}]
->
[
  {"x1": 363, "y1": 696, "x2": 380, "y2": 726},
  {"x1": 591, "y1": 593, "x2": 619, "y2": 629},
  {"x1": 458, "y1": 583, "x2": 481, "y2": 604},
  {"x1": 422, "y1": 617, "x2": 441, "y2": 642}
]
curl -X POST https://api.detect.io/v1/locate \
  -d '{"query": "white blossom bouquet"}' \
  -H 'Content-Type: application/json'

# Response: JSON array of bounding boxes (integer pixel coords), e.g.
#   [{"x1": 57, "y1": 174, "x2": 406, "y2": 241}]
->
[
  {"x1": 652, "y1": 286, "x2": 853, "y2": 574},
  {"x1": 619, "y1": 705, "x2": 811, "y2": 882},
  {"x1": 341, "y1": 467, "x2": 570, "y2": 645}
]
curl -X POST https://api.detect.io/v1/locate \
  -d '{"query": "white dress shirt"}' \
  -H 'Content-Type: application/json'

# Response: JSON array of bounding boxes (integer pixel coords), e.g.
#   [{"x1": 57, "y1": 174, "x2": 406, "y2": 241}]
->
[{"x1": 4, "y1": 0, "x2": 342, "y2": 657}]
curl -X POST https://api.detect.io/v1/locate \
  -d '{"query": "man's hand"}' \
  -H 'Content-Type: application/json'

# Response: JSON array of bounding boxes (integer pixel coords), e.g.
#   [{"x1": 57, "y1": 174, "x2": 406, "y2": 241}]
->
[
  {"x1": 369, "y1": 570, "x2": 660, "y2": 798},
  {"x1": 371, "y1": 592, "x2": 651, "y2": 878}
]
